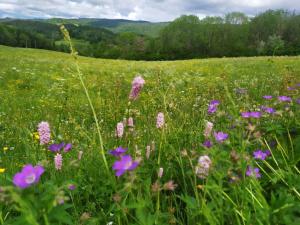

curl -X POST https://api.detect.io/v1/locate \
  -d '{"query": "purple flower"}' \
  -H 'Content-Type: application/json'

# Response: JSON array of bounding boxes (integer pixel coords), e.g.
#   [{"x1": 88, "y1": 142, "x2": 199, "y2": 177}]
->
[
  {"x1": 68, "y1": 184, "x2": 76, "y2": 190},
  {"x1": 13, "y1": 164, "x2": 44, "y2": 189},
  {"x1": 109, "y1": 146, "x2": 127, "y2": 157},
  {"x1": 261, "y1": 106, "x2": 276, "y2": 114},
  {"x1": 112, "y1": 155, "x2": 139, "y2": 177},
  {"x1": 278, "y1": 96, "x2": 292, "y2": 102},
  {"x1": 203, "y1": 140, "x2": 213, "y2": 148},
  {"x1": 48, "y1": 142, "x2": 65, "y2": 152},
  {"x1": 246, "y1": 166, "x2": 261, "y2": 178},
  {"x1": 37, "y1": 121, "x2": 51, "y2": 145},
  {"x1": 253, "y1": 150, "x2": 267, "y2": 160},
  {"x1": 241, "y1": 112, "x2": 251, "y2": 118},
  {"x1": 265, "y1": 150, "x2": 271, "y2": 157},
  {"x1": 210, "y1": 100, "x2": 220, "y2": 105},
  {"x1": 250, "y1": 112, "x2": 262, "y2": 118},
  {"x1": 263, "y1": 95, "x2": 273, "y2": 100},
  {"x1": 129, "y1": 76, "x2": 145, "y2": 100},
  {"x1": 214, "y1": 132, "x2": 229, "y2": 143},
  {"x1": 296, "y1": 99, "x2": 300, "y2": 104},
  {"x1": 241, "y1": 111, "x2": 262, "y2": 118},
  {"x1": 208, "y1": 100, "x2": 220, "y2": 114},
  {"x1": 287, "y1": 87, "x2": 296, "y2": 91},
  {"x1": 64, "y1": 143, "x2": 72, "y2": 152}
]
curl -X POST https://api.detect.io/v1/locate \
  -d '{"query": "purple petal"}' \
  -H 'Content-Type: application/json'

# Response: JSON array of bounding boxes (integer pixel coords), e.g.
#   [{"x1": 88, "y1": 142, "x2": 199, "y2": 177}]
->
[
  {"x1": 115, "y1": 169, "x2": 126, "y2": 177},
  {"x1": 64, "y1": 143, "x2": 72, "y2": 152},
  {"x1": 128, "y1": 161, "x2": 139, "y2": 170}
]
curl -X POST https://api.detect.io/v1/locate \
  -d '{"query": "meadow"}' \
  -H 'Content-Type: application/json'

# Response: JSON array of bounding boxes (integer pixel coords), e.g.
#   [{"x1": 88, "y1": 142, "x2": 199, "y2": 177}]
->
[{"x1": 0, "y1": 43, "x2": 300, "y2": 224}]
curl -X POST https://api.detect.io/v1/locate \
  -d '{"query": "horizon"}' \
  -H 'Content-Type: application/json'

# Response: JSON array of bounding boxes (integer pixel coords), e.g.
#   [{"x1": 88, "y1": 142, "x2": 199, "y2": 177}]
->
[{"x1": 0, "y1": 0, "x2": 299, "y2": 22}]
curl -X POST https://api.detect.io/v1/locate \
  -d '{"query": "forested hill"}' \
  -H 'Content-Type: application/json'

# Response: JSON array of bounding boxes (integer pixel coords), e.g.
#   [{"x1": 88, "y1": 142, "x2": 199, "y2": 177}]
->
[{"x1": 0, "y1": 9, "x2": 300, "y2": 60}]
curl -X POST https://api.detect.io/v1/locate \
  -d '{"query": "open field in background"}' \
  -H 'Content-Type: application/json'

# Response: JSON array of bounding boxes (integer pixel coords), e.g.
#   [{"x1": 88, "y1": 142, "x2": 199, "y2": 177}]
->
[{"x1": 0, "y1": 45, "x2": 300, "y2": 224}]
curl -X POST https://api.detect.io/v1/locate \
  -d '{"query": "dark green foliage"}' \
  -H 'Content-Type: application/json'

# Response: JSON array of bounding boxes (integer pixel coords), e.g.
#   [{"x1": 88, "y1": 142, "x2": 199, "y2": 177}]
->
[{"x1": 1, "y1": 9, "x2": 300, "y2": 60}]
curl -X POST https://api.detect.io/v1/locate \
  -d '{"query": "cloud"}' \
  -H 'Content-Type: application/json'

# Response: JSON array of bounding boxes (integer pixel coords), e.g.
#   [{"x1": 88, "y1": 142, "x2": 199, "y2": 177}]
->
[{"x1": 0, "y1": 0, "x2": 299, "y2": 22}]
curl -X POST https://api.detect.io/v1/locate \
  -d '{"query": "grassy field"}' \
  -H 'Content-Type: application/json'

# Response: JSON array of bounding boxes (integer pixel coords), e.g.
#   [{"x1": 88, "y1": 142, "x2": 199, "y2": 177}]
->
[{"x1": 0, "y1": 45, "x2": 300, "y2": 224}]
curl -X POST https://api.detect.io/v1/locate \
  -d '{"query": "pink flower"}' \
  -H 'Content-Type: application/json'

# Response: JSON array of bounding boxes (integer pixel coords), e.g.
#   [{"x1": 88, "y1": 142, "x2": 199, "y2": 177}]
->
[
  {"x1": 158, "y1": 167, "x2": 164, "y2": 178},
  {"x1": 156, "y1": 112, "x2": 165, "y2": 129},
  {"x1": 116, "y1": 122, "x2": 124, "y2": 138},
  {"x1": 37, "y1": 121, "x2": 51, "y2": 145},
  {"x1": 163, "y1": 180, "x2": 177, "y2": 191},
  {"x1": 54, "y1": 153, "x2": 63, "y2": 170},
  {"x1": 129, "y1": 76, "x2": 145, "y2": 100},
  {"x1": 127, "y1": 117, "x2": 134, "y2": 127},
  {"x1": 195, "y1": 155, "x2": 212, "y2": 179},
  {"x1": 204, "y1": 121, "x2": 213, "y2": 138}
]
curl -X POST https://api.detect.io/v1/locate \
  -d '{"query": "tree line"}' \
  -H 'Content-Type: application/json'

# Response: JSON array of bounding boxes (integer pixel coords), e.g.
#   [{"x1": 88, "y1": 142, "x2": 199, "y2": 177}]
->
[{"x1": 0, "y1": 9, "x2": 299, "y2": 60}]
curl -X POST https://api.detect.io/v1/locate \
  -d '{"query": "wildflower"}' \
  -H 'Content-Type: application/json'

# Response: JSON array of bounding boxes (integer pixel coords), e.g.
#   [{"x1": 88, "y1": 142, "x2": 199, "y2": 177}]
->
[
  {"x1": 241, "y1": 112, "x2": 251, "y2": 118},
  {"x1": 146, "y1": 145, "x2": 151, "y2": 159},
  {"x1": 127, "y1": 117, "x2": 134, "y2": 127},
  {"x1": 208, "y1": 100, "x2": 220, "y2": 114},
  {"x1": 129, "y1": 76, "x2": 145, "y2": 100},
  {"x1": 151, "y1": 181, "x2": 160, "y2": 192},
  {"x1": 116, "y1": 122, "x2": 124, "y2": 138},
  {"x1": 261, "y1": 106, "x2": 276, "y2": 114},
  {"x1": 13, "y1": 164, "x2": 44, "y2": 189},
  {"x1": 37, "y1": 121, "x2": 51, "y2": 145},
  {"x1": 250, "y1": 112, "x2": 262, "y2": 118},
  {"x1": 296, "y1": 99, "x2": 300, "y2": 104},
  {"x1": 203, "y1": 140, "x2": 212, "y2": 148},
  {"x1": 0, "y1": 168, "x2": 5, "y2": 173},
  {"x1": 253, "y1": 150, "x2": 267, "y2": 160},
  {"x1": 156, "y1": 112, "x2": 165, "y2": 129},
  {"x1": 196, "y1": 155, "x2": 212, "y2": 179},
  {"x1": 33, "y1": 132, "x2": 40, "y2": 140},
  {"x1": 214, "y1": 131, "x2": 229, "y2": 143},
  {"x1": 78, "y1": 151, "x2": 83, "y2": 160},
  {"x1": 278, "y1": 96, "x2": 292, "y2": 102},
  {"x1": 3, "y1": 147, "x2": 8, "y2": 151},
  {"x1": 54, "y1": 153, "x2": 63, "y2": 170},
  {"x1": 48, "y1": 142, "x2": 65, "y2": 152},
  {"x1": 158, "y1": 167, "x2": 164, "y2": 178},
  {"x1": 109, "y1": 146, "x2": 127, "y2": 157},
  {"x1": 246, "y1": 166, "x2": 261, "y2": 178},
  {"x1": 64, "y1": 143, "x2": 72, "y2": 152},
  {"x1": 163, "y1": 180, "x2": 177, "y2": 191},
  {"x1": 263, "y1": 95, "x2": 273, "y2": 100},
  {"x1": 287, "y1": 86, "x2": 296, "y2": 91},
  {"x1": 68, "y1": 184, "x2": 76, "y2": 191},
  {"x1": 112, "y1": 155, "x2": 139, "y2": 177},
  {"x1": 265, "y1": 150, "x2": 271, "y2": 156},
  {"x1": 241, "y1": 111, "x2": 262, "y2": 118},
  {"x1": 203, "y1": 121, "x2": 213, "y2": 138}
]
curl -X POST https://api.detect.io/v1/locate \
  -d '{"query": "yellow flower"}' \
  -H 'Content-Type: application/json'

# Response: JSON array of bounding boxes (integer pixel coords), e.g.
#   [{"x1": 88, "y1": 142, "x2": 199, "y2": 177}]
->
[
  {"x1": 3, "y1": 147, "x2": 8, "y2": 151},
  {"x1": 32, "y1": 132, "x2": 40, "y2": 140},
  {"x1": 0, "y1": 168, "x2": 5, "y2": 173}
]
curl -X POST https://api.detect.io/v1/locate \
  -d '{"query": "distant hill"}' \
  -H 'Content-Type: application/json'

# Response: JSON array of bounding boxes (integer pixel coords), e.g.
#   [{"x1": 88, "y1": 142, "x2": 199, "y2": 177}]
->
[{"x1": 44, "y1": 18, "x2": 168, "y2": 37}]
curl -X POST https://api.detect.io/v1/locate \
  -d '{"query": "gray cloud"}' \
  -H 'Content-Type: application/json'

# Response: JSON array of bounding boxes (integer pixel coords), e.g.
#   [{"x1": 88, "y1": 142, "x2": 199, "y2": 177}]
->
[{"x1": 0, "y1": 0, "x2": 299, "y2": 22}]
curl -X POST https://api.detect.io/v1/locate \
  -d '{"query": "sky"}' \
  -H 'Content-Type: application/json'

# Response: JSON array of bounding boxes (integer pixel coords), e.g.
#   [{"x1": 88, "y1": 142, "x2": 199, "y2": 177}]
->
[{"x1": 0, "y1": 0, "x2": 299, "y2": 22}]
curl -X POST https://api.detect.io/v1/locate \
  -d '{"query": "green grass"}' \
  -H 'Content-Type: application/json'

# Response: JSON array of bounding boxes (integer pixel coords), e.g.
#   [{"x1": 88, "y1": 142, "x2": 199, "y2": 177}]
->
[{"x1": 0, "y1": 45, "x2": 299, "y2": 224}]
